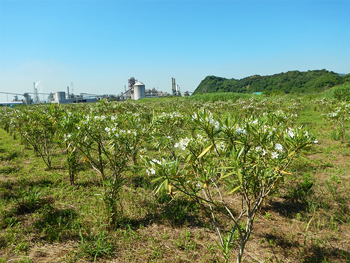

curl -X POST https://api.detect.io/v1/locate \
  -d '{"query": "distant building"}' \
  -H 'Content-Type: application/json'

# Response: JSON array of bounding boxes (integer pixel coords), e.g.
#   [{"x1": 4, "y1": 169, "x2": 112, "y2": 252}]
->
[
  {"x1": 0, "y1": 101, "x2": 24, "y2": 106},
  {"x1": 133, "y1": 81, "x2": 146, "y2": 100},
  {"x1": 50, "y1": 92, "x2": 97, "y2": 104}
]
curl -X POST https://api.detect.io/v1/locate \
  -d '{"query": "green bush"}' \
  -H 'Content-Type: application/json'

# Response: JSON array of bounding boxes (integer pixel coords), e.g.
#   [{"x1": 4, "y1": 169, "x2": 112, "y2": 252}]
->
[{"x1": 333, "y1": 84, "x2": 350, "y2": 101}]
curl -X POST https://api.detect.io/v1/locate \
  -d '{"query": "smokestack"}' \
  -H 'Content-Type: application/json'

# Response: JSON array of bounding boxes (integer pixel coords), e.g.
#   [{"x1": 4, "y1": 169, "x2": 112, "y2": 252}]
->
[
  {"x1": 171, "y1": 78, "x2": 176, "y2": 95},
  {"x1": 67, "y1": 86, "x2": 70, "y2": 99}
]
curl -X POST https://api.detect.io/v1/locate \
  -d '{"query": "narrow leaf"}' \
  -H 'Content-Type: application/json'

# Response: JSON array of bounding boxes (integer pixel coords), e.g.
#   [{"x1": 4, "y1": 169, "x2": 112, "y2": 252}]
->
[
  {"x1": 229, "y1": 185, "x2": 241, "y2": 194},
  {"x1": 276, "y1": 168, "x2": 292, "y2": 175},
  {"x1": 220, "y1": 171, "x2": 236, "y2": 179},
  {"x1": 288, "y1": 151, "x2": 295, "y2": 157},
  {"x1": 237, "y1": 169, "x2": 243, "y2": 184},
  {"x1": 197, "y1": 144, "x2": 213, "y2": 159}
]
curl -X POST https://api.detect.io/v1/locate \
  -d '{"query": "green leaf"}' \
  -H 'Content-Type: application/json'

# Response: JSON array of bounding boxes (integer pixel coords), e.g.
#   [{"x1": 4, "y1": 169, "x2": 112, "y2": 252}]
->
[
  {"x1": 237, "y1": 169, "x2": 243, "y2": 184},
  {"x1": 238, "y1": 146, "x2": 245, "y2": 159},
  {"x1": 220, "y1": 171, "x2": 236, "y2": 179},
  {"x1": 288, "y1": 151, "x2": 295, "y2": 157}
]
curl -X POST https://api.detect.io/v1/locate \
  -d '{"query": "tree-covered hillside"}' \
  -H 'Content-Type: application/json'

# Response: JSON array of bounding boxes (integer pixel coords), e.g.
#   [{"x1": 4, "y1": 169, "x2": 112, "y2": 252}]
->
[{"x1": 194, "y1": 69, "x2": 350, "y2": 94}]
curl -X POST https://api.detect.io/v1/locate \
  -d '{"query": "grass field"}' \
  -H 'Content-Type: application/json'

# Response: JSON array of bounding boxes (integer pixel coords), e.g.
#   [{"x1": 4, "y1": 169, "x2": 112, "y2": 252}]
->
[{"x1": 0, "y1": 93, "x2": 349, "y2": 262}]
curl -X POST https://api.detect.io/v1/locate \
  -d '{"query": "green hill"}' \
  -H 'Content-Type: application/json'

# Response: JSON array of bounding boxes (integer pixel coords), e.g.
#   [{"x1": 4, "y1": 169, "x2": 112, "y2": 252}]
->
[{"x1": 194, "y1": 69, "x2": 350, "y2": 95}]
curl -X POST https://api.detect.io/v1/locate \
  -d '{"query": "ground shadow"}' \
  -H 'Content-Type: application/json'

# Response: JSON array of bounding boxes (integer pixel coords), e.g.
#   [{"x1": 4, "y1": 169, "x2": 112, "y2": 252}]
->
[
  {"x1": 263, "y1": 233, "x2": 298, "y2": 250},
  {"x1": 129, "y1": 175, "x2": 153, "y2": 190},
  {"x1": 0, "y1": 149, "x2": 20, "y2": 161},
  {"x1": 0, "y1": 178, "x2": 54, "y2": 189},
  {"x1": 267, "y1": 199, "x2": 307, "y2": 218},
  {"x1": 0, "y1": 178, "x2": 54, "y2": 203},
  {"x1": 0, "y1": 165, "x2": 21, "y2": 174},
  {"x1": 302, "y1": 244, "x2": 350, "y2": 263},
  {"x1": 33, "y1": 208, "x2": 80, "y2": 242},
  {"x1": 116, "y1": 197, "x2": 208, "y2": 230}
]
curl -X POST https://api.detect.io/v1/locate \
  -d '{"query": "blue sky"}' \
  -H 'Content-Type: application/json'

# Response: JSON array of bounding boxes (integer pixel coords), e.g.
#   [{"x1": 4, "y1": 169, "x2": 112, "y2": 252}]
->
[{"x1": 0, "y1": 0, "x2": 349, "y2": 102}]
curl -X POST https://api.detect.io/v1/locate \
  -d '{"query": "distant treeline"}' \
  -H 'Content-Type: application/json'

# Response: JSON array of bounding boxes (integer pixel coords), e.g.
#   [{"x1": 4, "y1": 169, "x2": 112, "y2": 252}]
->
[{"x1": 193, "y1": 70, "x2": 350, "y2": 95}]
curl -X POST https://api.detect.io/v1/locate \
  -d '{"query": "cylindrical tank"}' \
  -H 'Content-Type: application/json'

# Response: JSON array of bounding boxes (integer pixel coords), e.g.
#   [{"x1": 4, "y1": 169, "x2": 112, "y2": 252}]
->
[
  {"x1": 55, "y1": 92, "x2": 66, "y2": 101},
  {"x1": 133, "y1": 81, "x2": 145, "y2": 100}
]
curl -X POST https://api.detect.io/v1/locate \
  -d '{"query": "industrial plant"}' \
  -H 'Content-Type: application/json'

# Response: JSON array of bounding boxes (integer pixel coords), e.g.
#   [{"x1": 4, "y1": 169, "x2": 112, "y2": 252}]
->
[{"x1": 0, "y1": 77, "x2": 191, "y2": 106}]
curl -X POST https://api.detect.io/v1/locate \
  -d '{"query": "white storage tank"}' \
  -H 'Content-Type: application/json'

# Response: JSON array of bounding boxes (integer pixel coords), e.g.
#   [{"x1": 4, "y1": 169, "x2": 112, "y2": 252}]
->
[
  {"x1": 133, "y1": 81, "x2": 145, "y2": 100},
  {"x1": 55, "y1": 92, "x2": 66, "y2": 101}
]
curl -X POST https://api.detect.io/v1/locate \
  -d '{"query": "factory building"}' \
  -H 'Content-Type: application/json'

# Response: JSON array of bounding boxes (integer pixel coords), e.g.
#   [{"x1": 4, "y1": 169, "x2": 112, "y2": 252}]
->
[
  {"x1": 133, "y1": 81, "x2": 146, "y2": 100},
  {"x1": 50, "y1": 92, "x2": 97, "y2": 104}
]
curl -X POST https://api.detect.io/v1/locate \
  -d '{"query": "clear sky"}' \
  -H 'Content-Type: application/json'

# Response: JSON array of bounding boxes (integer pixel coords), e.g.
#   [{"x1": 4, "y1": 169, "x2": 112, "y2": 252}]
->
[{"x1": 0, "y1": 0, "x2": 349, "y2": 102}]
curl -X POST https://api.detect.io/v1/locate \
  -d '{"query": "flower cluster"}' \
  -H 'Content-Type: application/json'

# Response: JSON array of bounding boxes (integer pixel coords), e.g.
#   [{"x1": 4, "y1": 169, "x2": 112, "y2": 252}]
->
[
  {"x1": 174, "y1": 137, "x2": 191, "y2": 150},
  {"x1": 145, "y1": 158, "x2": 166, "y2": 176}
]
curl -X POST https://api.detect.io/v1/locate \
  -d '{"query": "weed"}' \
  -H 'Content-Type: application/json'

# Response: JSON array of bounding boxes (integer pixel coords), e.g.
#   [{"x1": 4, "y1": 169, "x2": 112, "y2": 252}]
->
[
  {"x1": 14, "y1": 186, "x2": 43, "y2": 214},
  {"x1": 33, "y1": 208, "x2": 78, "y2": 242},
  {"x1": 296, "y1": 213, "x2": 303, "y2": 221},
  {"x1": 330, "y1": 173, "x2": 342, "y2": 184},
  {"x1": 14, "y1": 241, "x2": 29, "y2": 254},
  {"x1": 329, "y1": 216, "x2": 339, "y2": 232},
  {"x1": 324, "y1": 180, "x2": 337, "y2": 200},
  {"x1": 285, "y1": 173, "x2": 314, "y2": 205},
  {"x1": 76, "y1": 225, "x2": 115, "y2": 262},
  {"x1": 0, "y1": 166, "x2": 20, "y2": 174},
  {"x1": 160, "y1": 196, "x2": 201, "y2": 226},
  {"x1": 264, "y1": 211, "x2": 272, "y2": 220},
  {"x1": 13, "y1": 257, "x2": 33, "y2": 263},
  {"x1": 162, "y1": 230, "x2": 169, "y2": 239},
  {"x1": 2, "y1": 216, "x2": 17, "y2": 228},
  {"x1": 175, "y1": 229, "x2": 198, "y2": 253}
]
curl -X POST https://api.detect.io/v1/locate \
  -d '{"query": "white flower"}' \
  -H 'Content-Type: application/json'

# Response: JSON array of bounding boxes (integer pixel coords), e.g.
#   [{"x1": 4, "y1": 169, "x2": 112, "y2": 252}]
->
[
  {"x1": 271, "y1": 152, "x2": 279, "y2": 159},
  {"x1": 236, "y1": 127, "x2": 246, "y2": 135},
  {"x1": 275, "y1": 143, "x2": 283, "y2": 152},
  {"x1": 147, "y1": 168, "x2": 156, "y2": 175},
  {"x1": 328, "y1": 112, "x2": 337, "y2": 118},
  {"x1": 217, "y1": 141, "x2": 226, "y2": 151},
  {"x1": 287, "y1": 128, "x2": 295, "y2": 138},
  {"x1": 174, "y1": 137, "x2": 191, "y2": 150},
  {"x1": 313, "y1": 140, "x2": 318, "y2": 144},
  {"x1": 214, "y1": 122, "x2": 220, "y2": 131},
  {"x1": 152, "y1": 159, "x2": 161, "y2": 165}
]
